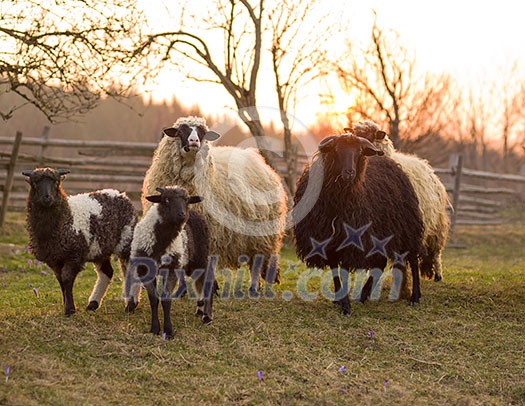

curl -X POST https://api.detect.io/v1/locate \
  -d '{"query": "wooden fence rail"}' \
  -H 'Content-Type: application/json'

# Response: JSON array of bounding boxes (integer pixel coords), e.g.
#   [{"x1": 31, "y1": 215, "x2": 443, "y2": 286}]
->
[{"x1": 1, "y1": 132, "x2": 524, "y2": 229}]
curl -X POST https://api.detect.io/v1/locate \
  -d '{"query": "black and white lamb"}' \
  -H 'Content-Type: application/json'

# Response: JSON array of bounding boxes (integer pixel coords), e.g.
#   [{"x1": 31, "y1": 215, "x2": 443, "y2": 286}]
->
[
  {"x1": 292, "y1": 133, "x2": 424, "y2": 316},
  {"x1": 125, "y1": 186, "x2": 213, "y2": 339},
  {"x1": 23, "y1": 168, "x2": 137, "y2": 316}
]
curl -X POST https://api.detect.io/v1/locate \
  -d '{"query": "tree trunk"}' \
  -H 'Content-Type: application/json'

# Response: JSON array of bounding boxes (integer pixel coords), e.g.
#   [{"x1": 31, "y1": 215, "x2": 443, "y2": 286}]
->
[
  {"x1": 389, "y1": 120, "x2": 401, "y2": 149},
  {"x1": 236, "y1": 104, "x2": 276, "y2": 170}
]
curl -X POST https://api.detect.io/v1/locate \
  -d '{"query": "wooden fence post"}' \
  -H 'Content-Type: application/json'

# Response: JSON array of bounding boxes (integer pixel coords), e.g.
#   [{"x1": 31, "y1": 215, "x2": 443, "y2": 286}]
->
[
  {"x1": 38, "y1": 126, "x2": 50, "y2": 165},
  {"x1": 449, "y1": 153, "x2": 463, "y2": 237},
  {"x1": 0, "y1": 131, "x2": 23, "y2": 228}
]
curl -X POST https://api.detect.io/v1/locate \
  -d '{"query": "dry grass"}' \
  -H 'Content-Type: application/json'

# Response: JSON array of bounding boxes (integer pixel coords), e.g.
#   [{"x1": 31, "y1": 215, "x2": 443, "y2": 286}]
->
[{"x1": 0, "y1": 212, "x2": 524, "y2": 405}]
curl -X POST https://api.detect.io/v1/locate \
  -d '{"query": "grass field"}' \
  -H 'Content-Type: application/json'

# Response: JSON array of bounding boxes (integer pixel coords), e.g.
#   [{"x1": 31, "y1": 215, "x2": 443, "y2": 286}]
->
[{"x1": 1, "y1": 212, "x2": 524, "y2": 405}]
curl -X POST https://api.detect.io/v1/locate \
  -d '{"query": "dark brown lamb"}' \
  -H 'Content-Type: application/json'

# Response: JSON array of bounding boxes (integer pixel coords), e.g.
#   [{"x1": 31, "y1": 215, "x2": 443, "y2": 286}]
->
[{"x1": 292, "y1": 134, "x2": 424, "y2": 316}]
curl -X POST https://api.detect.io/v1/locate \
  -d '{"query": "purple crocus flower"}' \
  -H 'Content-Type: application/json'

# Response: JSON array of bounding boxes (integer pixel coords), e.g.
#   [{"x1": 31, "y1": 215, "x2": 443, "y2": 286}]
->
[
  {"x1": 162, "y1": 332, "x2": 167, "y2": 340},
  {"x1": 35, "y1": 260, "x2": 41, "y2": 267},
  {"x1": 338, "y1": 366, "x2": 347, "y2": 373},
  {"x1": 5, "y1": 365, "x2": 10, "y2": 383},
  {"x1": 27, "y1": 259, "x2": 33, "y2": 267},
  {"x1": 368, "y1": 330, "x2": 374, "y2": 340},
  {"x1": 33, "y1": 288, "x2": 38, "y2": 297},
  {"x1": 40, "y1": 271, "x2": 48, "y2": 276},
  {"x1": 257, "y1": 371, "x2": 263, "y2": 381},
  {"x1": 383, "y1": 379, "x2": 389, "y2": 389}
]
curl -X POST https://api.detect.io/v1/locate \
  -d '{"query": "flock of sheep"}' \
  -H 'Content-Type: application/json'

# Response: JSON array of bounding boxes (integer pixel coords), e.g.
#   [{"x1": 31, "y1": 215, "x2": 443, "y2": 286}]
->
[{"x1": 21, "y1": 116, "x2": 449, "y2": 338}]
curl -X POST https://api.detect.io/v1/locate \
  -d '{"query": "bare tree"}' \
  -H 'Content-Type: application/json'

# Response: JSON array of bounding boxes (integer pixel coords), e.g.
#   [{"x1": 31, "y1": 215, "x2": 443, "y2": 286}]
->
[
  {"x1": 133, "y1": 0, "x2": 335, "y2": 170},
  {"x1": 268, "y1": 0, "x2": 333, "y2": 193},
  {"x1": 334, "y1": 14, "x2": 453, "y2": 149},
  {"x1": 498, "y1": 63, "x2": 525, "y2": 171},
  {"x1": 0, "y1": 0, "x2": 145, "y2": 122},
  {"x1": 133, "y1": 0, "x2": 274, "y2": 163}
]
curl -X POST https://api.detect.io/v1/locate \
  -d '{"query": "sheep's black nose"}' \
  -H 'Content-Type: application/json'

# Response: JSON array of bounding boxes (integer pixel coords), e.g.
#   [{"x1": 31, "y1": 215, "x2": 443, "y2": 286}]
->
[{"x1": 41, "y1": 195, "x2": 53, "y2": 206}]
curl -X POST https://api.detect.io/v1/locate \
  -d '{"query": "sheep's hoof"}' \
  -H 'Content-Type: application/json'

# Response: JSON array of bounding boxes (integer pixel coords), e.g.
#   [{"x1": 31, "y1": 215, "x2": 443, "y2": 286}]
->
[
  {"x1": 195, "y1": 308, "x2": 204, "y2": 317},
  {"x1": 150, "y1": 325, "x2": 160, "y2": 335},
  {"x1": 234, "y1": 289, "x2": 245, "y2": 299},
  {"x1": 202, "y1": 315, "x2": 212, "y2": 325},
  {"x1": 125, "y1": 301, "x2": 137, "y2": 313},
  {"x1": 409, "y1": 300, "x2": 419, "y2": 306},
  {"x1": 263, "y1": 287, "x2": 275, "y2": 299},
  {"x1": 64, "y1": 306, "x2": 76, "y2": 317},
  {"x1": 248, "y1": 287, "x2": 260, "y2": 299},
  {"x1": 86, "y1": 301, "x2": 99, "y2": 311},
  {"x1": 340, "y1": 302, "x2": 351, "y2": 316}
]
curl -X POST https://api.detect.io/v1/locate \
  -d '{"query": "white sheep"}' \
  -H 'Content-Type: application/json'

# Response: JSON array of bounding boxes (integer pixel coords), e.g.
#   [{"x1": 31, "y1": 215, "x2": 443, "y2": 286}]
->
[
  {"x1": 351, "y1": 121, "x2": 450, "y2": 280},
  {"x1": 141, "y1": 116, "x2": 287, "y2": 292}
]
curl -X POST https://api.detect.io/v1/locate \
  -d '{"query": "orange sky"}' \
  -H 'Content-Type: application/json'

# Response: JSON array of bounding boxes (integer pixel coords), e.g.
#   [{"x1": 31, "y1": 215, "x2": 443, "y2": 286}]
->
[{"x1": 138, "y1": 0, "x2": 525, "y2": 129}]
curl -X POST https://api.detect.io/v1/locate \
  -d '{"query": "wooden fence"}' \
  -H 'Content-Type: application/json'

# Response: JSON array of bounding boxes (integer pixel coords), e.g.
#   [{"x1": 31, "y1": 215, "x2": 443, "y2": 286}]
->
[{"x1": 1, "y1": 130, "x2": 524, "y2": 230}]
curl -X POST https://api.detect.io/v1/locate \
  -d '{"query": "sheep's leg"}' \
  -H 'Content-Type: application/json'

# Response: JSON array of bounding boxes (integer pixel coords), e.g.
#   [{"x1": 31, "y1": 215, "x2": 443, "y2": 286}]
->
[
  {"x1": 261, "y1": 255, "x2": 279, "y2": 298},
  {"x1": 432, "y1": 251, "x2": 443, "y2": 282},
  {"x1": 332, "y1": 268, "x2": 351, "y2": 316},
  {"x1": 144, "y1": 278, "x2": 160, "y2": 335},
  {"x1": 87, "y1": 259, "x2": 113, "y2": 311},
  {"x1": 419, "y1": 252, "x2": 435, "y2": 281},
  {"x1": 119, "y1": 257, "x2": 141, "y2": 312},
  {"x1": 124, "y1": 259, "x2": 156, "y2": 313},
  {"x1": 409, "y1": 256, "x2": 421, "y2": 306},
  {"x1": 398, "y1": 265, "x2": 411, "y2": 300},
  {"x1": 61, "y1": 263, "x2": 81, "y2": 316},
  {"x1": 194, "y1": 269, "x2": 214, "y2": 325},
  {"x1": 360, "y1": 275, "x2": 373, "y2": 303},
  {"x1": 161, "y1": 271, "x2": 178, "y2": 339},
  {"x1": 248, "y1": 254, "x2": 264, "y2": 296}
]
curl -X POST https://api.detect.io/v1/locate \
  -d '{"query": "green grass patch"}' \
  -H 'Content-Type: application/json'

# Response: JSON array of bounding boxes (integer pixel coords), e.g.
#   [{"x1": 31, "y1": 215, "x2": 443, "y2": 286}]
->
[{"x1": 0, "y1": 214, "x2": 524, "y2": 405}]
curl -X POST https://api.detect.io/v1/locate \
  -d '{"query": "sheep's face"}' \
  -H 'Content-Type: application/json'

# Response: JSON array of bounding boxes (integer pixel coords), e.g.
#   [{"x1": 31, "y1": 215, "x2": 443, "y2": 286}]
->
[
  {"x1": 22, "y1": 168, "x2": 70, "y2": 208},
  {"x1": 318, "y1": 134, "x2": 383, "y2": 183},
  {"x1": 146, "y1": 186, "x2": 203, "y2": 227},
  {"x1": 163, "y1": 124, "x2": 221, "y2": 153}
]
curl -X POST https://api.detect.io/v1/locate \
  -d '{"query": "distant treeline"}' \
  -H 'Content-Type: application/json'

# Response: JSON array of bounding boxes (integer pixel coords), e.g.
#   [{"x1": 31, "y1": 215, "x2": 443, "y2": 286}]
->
[
  {"x1": 0, "y1": 92, "x2": 250, "y2": 146},
  {"x1": 1, "y1": 91, "x2": 523, "y2": 174}
]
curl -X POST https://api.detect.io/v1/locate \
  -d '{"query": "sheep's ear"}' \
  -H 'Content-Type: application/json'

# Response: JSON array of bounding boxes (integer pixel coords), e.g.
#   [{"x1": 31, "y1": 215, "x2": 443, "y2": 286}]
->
[
  {"x1": 188, "y1": 196, "x2": 203, "y2": 204},
  {"x1": 163, "y1": 127, "x2": 178, "y2": 138},
  {"x1": 204, "y1": 131, "x2": 221, "y2": 141},
  {"x1": 318, "y1": 136, "x2": 338, "y2": 151},
  {"x1": 358, "y1": 137, "x2": 384, "y2": 156},
  {"x1": 57, "y1": 169, "x2": 70, "y2": 177},
  {"x1": 146, "y1": 195, "x2": 162, "y2": 204},
  {"x1": 375, "y1": 130, "x2": 387, "y2": 140},
  {"x1": 22, "y1": 170, "x2": 33, "y2": 177},
  {"x1": 363, "y1": 147, "x2": 384, "y2": 156}
]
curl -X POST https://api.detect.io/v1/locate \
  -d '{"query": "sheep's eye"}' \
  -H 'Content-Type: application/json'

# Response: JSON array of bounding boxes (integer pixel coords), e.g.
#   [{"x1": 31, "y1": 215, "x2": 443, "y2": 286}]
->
[{"x1": 164, "y1": 198, "x2": 169, "y2": 204}]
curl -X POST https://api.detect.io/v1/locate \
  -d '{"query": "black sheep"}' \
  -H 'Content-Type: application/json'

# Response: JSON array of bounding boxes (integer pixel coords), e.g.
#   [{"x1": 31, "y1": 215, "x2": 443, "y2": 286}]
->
[
  {"x1": 23, "y1": 168, "x2": 137, "y2": 316},
  {"x1": 125, "y1": 186, "x2": 214, "y2": 339},
  {"x1": 292, "y1": 134, "x2": 424, "y2": 315}
]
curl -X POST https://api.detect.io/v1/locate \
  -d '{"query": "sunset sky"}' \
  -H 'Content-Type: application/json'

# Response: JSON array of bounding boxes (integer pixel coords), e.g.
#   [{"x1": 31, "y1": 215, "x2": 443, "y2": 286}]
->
[{"x1": 140, "y1": 0, "x2": 525, "y2": 129}]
